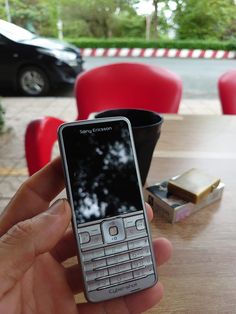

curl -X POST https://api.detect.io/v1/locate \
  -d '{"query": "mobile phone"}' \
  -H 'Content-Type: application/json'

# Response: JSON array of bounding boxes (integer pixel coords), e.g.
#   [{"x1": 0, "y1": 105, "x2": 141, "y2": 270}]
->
[{"x1": 58, "y1": 117, "x2": 158, "y2": 302}]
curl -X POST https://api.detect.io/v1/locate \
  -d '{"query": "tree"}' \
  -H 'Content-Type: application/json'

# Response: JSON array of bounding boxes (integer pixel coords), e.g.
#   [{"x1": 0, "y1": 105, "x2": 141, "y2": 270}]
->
[
  {"x1": 0, "y1": 0, "x2": 55, "y2": 35},
  {"x1": 153, "y1": 0, "x2": 158, "y2": 38},
  {"x1": 62, "y1": 0, "x2": 143, "y2": 38},
  {"x1": 111, "y1": 10, "x2": 145, "y2": 37},
  {"x1": 173, "y1": 0, "x2": 236, "y2": 40},
  {"x1": 135, "y1": 0, "x2": 169, "y2": 39}
]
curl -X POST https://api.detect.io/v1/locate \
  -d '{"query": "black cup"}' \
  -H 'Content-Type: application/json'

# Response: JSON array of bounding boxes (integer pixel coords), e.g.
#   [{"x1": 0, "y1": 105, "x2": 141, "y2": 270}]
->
[{"x1": 95, "y1": 109, "x2": 163, "y2": 185}]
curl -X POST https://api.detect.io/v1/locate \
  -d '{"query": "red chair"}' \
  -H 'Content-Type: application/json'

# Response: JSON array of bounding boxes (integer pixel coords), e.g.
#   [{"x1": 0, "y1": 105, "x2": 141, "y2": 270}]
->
[
  {"x1": 218, "y1": 69, "x2": 236, "y2": 114},
  {"x1": 25, "y1": 62, "x2": 182, "y2": 175},
  {"x1": 75, "y1": 62, "x2": 182, "y2": 119}
]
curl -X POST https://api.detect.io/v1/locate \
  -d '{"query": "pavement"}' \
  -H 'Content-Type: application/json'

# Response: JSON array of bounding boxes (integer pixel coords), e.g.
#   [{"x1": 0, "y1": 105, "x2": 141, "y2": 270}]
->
[{"x1": 0, "y1": 96, "x2": 222, "y2": 213}]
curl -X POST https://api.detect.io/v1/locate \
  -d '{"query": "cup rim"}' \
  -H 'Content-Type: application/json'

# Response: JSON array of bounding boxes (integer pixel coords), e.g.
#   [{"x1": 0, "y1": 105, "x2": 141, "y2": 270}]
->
[{"x1": 95, "y1": 108, "x2": 164, "y2": 129}]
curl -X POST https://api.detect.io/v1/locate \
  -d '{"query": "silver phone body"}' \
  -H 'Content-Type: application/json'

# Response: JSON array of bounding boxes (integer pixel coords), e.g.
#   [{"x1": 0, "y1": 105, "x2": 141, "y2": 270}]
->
[{"x1": 58, "y1": 117, "x2": 158, "y2": 302}]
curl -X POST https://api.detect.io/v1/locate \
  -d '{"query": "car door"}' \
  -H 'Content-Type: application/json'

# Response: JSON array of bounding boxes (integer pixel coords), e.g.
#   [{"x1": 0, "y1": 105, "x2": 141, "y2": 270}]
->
[{"x1": 0, "y1": 35, "x2": 19, "y2": 88}]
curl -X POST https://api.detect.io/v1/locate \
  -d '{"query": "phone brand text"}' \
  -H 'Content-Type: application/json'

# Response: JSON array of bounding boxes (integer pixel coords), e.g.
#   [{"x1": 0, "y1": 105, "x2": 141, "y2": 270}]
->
[
  {"x1": 80, "y1": 127, "x2": 112, "y2": 134},
  {"x1": 108, "y1": 282, "x2": 138, "y2": 294}
]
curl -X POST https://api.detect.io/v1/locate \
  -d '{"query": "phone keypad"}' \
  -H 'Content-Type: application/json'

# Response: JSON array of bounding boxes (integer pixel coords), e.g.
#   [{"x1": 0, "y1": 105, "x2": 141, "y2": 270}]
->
[
  {"x1": 129, "y1": 246, "x2": 150, "y2": 259},
  {"x1": 107, "y1": 252, "x2": 130, "y2": 266},
  {"x1": 78, "y1": 213, "x2": 155, "y2": 292},
  {"x1": 83, "y1": 247, "x2": 105, "y2": 262},
  {"x1": 105, "y1": 242, "x2": 128, "y2": 255},
  {"x1": 133, "y1": 264, "x2": 154, "y2": 279},
  {"x1": 79, "y1": 232, "x2": 90, "y2": 244},
  {"x1": 110, "y1": 272, "x2": 133, "y2": 285},
  {"x1": 84, "y1": 258, "x2": 106, "y2": 271},
  {"x1": 128, "y1": 237, "x2": 149, "y2": 250},
  {"x1": 86, "y1": 268, "x2": 109, "y2": 281},
  {"x1": 136, "y1": 218, "x2": 145, "y2": 230},
  {"x1": 108, "y1": 261, "x2": 132, "y2": 275}
]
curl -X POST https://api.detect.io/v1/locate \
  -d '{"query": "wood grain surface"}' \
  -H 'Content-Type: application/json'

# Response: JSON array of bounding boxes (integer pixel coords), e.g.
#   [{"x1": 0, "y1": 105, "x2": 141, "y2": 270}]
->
[
  {"x1": 146, "y1": 115, "x2": 236, "y2": 314},
  {"x1": 71, "y1": 115, "x2": 236, "y2": 313}
]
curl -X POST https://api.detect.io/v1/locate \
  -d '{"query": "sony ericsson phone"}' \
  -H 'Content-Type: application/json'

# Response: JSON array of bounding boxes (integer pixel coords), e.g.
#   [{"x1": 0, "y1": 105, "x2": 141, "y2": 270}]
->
[{"x1": 58, "y1": 117, "x2": 157, "y2": 302}]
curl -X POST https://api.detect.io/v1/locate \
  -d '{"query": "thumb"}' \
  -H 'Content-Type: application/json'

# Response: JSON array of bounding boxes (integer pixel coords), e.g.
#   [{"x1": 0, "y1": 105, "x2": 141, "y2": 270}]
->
[{"x1": 0, "y1": 199, "x2": 71, "y2": 297}]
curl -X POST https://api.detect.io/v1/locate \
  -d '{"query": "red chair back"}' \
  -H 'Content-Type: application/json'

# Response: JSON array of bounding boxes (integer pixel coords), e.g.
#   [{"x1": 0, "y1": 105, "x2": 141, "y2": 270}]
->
[
  {"x1": 25, "y1": 116, "x2": 64, "y2": 175},
  {"x1": 25, "y1": 63, "x2": 182, "y2": 175},
  {"x1": 218, "y1": 70, "x2": 236, "y2": 114},
  {"x1": 75, "y1": 62, "x2": 182, "y2": 120}
]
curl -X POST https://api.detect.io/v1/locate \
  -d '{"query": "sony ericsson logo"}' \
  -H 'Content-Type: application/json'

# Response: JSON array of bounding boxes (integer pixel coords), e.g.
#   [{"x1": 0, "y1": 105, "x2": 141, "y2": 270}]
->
[
  {"x1": 80, "y1": 127, "x2": 112, "y2": 134},
  {"x1": 109, "y1": 282, "x2": 138, "y2": 294}
]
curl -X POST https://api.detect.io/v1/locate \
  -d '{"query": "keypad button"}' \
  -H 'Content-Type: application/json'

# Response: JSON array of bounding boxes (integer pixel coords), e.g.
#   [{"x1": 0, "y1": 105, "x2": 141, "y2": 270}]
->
[
  {"x1": 136, "y1": 219, "x2": 145, "y2": 230},
  {"x1": 84, "y1": 258, "x2": 107, "y2": 271},
  {"x1": 108, "y1": 262, "x2": 132, "y2": 275},
  {"x1": 82, "y1": 234, "x2": 103, "y2": 250},
  {"x1": 90, "y1": 234, "x2": 103, "y2": 246},
  {"x1": 130, "y1": 249, "x2": 143, "y2": 260},
  {"x1": 88, "y1": 278, "x2": 110, "y2": 292},
  {"x1": 109, "y1": 226, "x2": 118, "y2": 236},
  {"x1": 105, "y1": 243, "x2": 128, "y2": 256},
  {"x1": 78, "y1": 224, "x2": 101, "y2": 237},
  {"x1": 133, "y1": 265, "x2": 154, "y2": 279},
  {"x1": 124, "y1": 214, "x2": 144, "y2": 228},
  {"x1": 131, "y1": 255, "x2": 152, "y2": 269},
  {"x1": 102, "y1": 218, "x2": 126, "y2": 244},
  {"x1": 128, "y1": 237, "x2": 149, "y2": 250},
  {"x1": 86, "y1": 268, "x2": 108, "y2": 281},
  {"x1": 133, "y1": 268, "x2": 146, "y2": 279},
  {"x1": 132, "y1": 258, "x2": 144, "y2": 269},
  {"x1": 126, "y1": 227, "x2": 138, "y2": 237},
  {"x1": 145, "y1": 264, "x2": 154, "y2": 275},
  {"x1": 126, "y1": 226, "x2": 147, "y2": 239},
  {"x1": 123, "y1": 216, "x2": 136, "y2": 228},
  {"x1": 82, "y1": 248, "x2": 105, "y2": 262},
  {"x1": 110, "y1": 272, "x2": 133, "y2": 285},
  {"x1": 107, "y1": 253, "x2": 129, "y2": 265},
  {"x1": 130, "y1": 247, "x2": 150, "y2": 260},
  {"x1": 79, "y1": 232, "x2": 90, "y2": 244},
  {"x1": 143, "y1": 255, "x2": 153, "y2": 266}
]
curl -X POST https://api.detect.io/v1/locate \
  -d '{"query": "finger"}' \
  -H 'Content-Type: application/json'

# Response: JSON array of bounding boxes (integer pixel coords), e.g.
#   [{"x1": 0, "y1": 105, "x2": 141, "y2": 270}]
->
[
  {"x1": 77, "y1": 283, "x2": 164, "y2": 313},
  {"x1": 52, "y1": 202, "x2": 154, "y2": 263},
  {"x1": 0, "y1": 199, "x2": 71, "y2": 297},
  {"x1": 0, "y1": 157, "x2": 65, "y2": 236},
  {"x1": 65, "y1": 264, "x2": 84, "y2": 294},
  {"x1": 153, "y1": 237, "x2": 172, "y2": 266},
  {"x1": 50, "y1": 226, "x2": 77, "y2": 262},
  {"x1": 77, "y1": 282, "x2": 164, "y2": 314},
  {"x1": 124, "y1": 282, "x2": 164, "y2": 314},
  {"x1": 145, "y1": 202, "x2": 153, "y2": 222}
]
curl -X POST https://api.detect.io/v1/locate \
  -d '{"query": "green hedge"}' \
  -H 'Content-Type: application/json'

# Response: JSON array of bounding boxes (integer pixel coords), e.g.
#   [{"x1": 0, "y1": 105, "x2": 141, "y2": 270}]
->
[{"x1": 66, "y1": 37, "x2": 236, "y2": 51}]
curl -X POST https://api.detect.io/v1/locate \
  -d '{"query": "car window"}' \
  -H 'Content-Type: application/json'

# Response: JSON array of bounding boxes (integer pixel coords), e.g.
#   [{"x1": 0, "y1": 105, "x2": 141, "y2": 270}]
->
[{"x1": 0, "y1": 19, "x2": 36, "y2": 42}]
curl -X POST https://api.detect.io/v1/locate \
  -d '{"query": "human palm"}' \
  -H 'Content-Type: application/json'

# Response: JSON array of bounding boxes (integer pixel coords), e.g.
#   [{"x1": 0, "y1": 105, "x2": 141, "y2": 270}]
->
[
  {"x1": 2, "y1": 253, "x2": 76, "y2": 314},
  {"x1": 0, "y1": 158, "x2": 172, "y2": 314}
]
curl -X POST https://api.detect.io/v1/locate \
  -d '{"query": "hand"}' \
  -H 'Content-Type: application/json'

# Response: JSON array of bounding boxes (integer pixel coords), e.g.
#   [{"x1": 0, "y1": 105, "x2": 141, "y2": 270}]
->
[{"x1": 0, "y1": 158, "x2": 172, "y2": 314}]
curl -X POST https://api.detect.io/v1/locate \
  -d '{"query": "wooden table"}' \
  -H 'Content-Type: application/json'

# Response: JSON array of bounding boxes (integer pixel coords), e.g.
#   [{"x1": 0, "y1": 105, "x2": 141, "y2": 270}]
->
[{"x1": 146, "y1": 114, "x2": 236, "y2": 313}]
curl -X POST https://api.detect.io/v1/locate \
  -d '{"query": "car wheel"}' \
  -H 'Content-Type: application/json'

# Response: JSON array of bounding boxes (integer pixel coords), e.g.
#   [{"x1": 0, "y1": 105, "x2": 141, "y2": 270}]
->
[{"x1": 18, "y1": 66, "x2": 50, "y2": 96}]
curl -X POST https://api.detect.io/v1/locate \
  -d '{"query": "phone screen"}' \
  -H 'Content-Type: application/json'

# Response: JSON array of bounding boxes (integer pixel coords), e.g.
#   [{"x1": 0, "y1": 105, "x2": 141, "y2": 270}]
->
[{"x1": 61, "y1": 120, "x2": 143, "y2": 224}]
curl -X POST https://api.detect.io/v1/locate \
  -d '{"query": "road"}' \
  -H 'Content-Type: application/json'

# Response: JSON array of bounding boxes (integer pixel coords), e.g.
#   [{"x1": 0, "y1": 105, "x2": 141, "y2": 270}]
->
[
  {"x1": 83, "y1": 57, "x2": 236, "y2": 100},
  {"x1": 1, "y1": 57, "x2": 235, "y2": 99}
]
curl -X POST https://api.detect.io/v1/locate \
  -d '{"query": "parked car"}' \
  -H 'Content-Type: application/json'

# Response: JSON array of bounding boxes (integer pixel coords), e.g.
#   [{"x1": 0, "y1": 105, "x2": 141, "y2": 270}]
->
[{"x1": 0, "y1": 19, "x2": 84, "y2": 96}]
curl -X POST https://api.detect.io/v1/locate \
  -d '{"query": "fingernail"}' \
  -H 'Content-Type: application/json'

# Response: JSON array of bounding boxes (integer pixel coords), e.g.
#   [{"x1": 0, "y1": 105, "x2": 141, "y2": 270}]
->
[{"x1": 48, "y1": 199, "x2": 66, "y2": 215}]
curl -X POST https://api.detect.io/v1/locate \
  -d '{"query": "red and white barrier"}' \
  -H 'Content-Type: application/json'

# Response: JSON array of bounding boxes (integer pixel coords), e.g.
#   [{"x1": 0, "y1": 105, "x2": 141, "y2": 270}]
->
[{"x1": 81, "y1": 48, "x2": 236, "y2": 59}]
